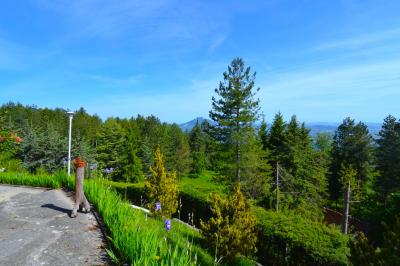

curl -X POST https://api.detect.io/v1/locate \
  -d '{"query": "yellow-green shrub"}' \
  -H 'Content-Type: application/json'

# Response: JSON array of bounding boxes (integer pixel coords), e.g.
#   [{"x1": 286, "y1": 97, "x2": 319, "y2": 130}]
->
[
  {"x1": 200, "y1": 184, "x2": 257, "y2": 261},
  {"x1": 144, "y1": 146, "x2": 178, "y2": 218}
]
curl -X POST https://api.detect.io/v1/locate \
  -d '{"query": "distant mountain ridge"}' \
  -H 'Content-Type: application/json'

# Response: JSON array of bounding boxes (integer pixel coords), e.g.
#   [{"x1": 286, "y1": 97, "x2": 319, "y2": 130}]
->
[
  {"x1": 179, "y1": 117, "x2": 382, "y2": 137},
  {"x1": 179, "y1": 117, "x2": 214, "y2": 132}
]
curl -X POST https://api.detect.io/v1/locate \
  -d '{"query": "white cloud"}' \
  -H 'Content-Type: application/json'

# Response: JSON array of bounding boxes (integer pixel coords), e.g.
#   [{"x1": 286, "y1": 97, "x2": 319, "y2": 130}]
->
[
  {"x1": 84, "y1": 76, "x2": 218, "y2": 123},
  {"x1": 313, "y1": 28, "x2": 400, "y2": 51},
  {"x1": 259, "y1": 59, "x2": 400, "y2": 122}
]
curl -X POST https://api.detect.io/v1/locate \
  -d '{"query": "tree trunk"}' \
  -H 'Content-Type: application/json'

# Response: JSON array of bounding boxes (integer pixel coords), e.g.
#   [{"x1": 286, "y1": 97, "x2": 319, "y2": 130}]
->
[{"x1": 71, "y1": 165, "x2": 91, "y2": 218}]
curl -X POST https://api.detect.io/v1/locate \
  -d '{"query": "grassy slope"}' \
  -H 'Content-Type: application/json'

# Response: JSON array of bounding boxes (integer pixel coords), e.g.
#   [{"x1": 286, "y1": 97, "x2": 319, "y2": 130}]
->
[{"x1": 104, "y1": 171, "x2": 349, "y2": 265}]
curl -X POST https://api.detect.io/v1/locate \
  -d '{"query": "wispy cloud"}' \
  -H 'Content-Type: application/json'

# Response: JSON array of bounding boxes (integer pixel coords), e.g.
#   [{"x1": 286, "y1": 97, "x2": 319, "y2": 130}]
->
[
  {"x1": 259, "y1": 59, "x2": 400, "y2": 122},
  {"x1": 84, "y1": 77, "x2": 218, "y2": 123},
  {"x1": 36, "y1": 0, "x2": 231, "y2": 51},
  {"x1": 209, "y1": 35, "x2": 227, "y2": 53},
  {"x1": 313, "y1": 28, "x2": 400, "y2": 51}
]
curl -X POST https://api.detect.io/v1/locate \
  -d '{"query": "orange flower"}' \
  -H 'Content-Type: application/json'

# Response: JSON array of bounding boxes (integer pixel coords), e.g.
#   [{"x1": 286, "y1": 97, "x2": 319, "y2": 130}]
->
[
  {"x1": 74, "y1": 157, "x2": 86, "y2": 168},
  {"x1": 15, "y1": 137, "x2": 22, "y2": 143}
]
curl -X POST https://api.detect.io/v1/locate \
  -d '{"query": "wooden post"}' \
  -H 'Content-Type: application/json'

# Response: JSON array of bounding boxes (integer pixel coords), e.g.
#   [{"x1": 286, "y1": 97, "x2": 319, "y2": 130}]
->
[{"x1": 71, "y1": 157, "x2": 91, "y2": 218}]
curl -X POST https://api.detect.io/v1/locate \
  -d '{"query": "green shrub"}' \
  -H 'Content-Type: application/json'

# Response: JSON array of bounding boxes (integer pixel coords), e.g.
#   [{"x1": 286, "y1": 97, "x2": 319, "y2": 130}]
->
[
  {"x1": 201, "y1": 184, "x2": 257, "y2": 262},
  {"x1": 92, "y1": 174, "x2": 350, "y2": 265},
  {"x1": 254, "y1": 207, "x2": 349, "y2": 265},
  {"x1": 145, "y1": 146, "x2": 179, "y2": 218}
]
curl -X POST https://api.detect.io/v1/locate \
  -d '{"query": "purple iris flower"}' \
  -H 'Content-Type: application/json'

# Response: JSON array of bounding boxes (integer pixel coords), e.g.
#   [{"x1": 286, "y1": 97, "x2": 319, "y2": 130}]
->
[
  {"x1": 155, "y1": 202, "x2": 161, "y2": 211},
  {"x1": 164, "y1": 219, "x2": 171, "y2": 232},
  {"x1": 104, "y1": 167, "x2": 114, "y2": 174}
]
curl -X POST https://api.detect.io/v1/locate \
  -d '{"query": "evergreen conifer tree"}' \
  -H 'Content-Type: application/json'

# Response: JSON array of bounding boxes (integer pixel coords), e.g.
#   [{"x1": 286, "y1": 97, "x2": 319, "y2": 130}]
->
[
  {"x1": 96, "y1": 119, "x2": 126, "y2": 180},
  {"x1": 375, "y1": 115, "x2": 400, "y2": 204},
  {"x1": 189, "y1": 121, "x2": 207, "y2": 174},
  {"x1": 329, "y1": 117, "x2": 374, "y2": 202},
  {"x1": 122, "y1": 121, "x2": 144, "y2": 183},
  {"x1": 200, "y1": 184, "x2": 257, "y2": 261},
  {"x1": 209, "y1": 58, "x2": 263, "y2": 184},
  {"x1": 267, "y1": 112, "x2": 288, "y2": 166}
]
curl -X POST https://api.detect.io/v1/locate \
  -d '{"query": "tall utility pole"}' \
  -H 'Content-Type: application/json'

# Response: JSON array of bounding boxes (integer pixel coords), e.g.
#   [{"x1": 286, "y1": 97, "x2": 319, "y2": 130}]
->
[
  {"x1": 342, "y1": 180, "x2": 351, "y2": 234},
  {"x1": 276, "y1": 162, "x2": 279, "y2": 211},
  {"x1": 67, "y1": 111, "x2": 75, "y2": 176}
]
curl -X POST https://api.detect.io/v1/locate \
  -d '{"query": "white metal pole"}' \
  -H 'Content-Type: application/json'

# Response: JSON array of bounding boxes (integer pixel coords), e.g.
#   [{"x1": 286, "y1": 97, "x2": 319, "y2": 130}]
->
[{"x1": 67, "y1": 113, "x2": 73, "y2": 176}]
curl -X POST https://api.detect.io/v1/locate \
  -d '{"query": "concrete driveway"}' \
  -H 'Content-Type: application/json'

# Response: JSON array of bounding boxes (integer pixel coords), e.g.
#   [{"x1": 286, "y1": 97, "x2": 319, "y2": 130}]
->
[{"x1": 0, "y1": 185, "x2": 108, "y2": 266}]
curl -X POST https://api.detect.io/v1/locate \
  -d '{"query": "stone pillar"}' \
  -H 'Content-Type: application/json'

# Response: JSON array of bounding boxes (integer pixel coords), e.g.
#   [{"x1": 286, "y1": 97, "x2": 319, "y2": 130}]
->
[{"x1": 71, "y1": 157, "x2": 91, "y2": 218}]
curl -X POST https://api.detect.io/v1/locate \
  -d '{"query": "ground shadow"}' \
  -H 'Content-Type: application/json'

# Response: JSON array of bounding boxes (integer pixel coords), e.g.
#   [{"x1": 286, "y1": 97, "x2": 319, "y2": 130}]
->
[{"x1": 41, "y1": 203, "x2": 72, "y2": 216}]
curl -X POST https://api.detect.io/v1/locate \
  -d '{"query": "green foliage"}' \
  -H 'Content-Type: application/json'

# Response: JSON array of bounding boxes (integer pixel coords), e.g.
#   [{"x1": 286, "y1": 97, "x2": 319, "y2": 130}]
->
[
  {"x1": 96, "y1": 118, "x2": 126, "y2": 180},
  {"x1": 209, "y1": 58, "x2": 261, "y2": 182},
  {"x1": 209, "y1": 58, "x2": 272, "y2": 200},
  {"x1": 19, "y1": 124, "x2": 67, "y2": 173},
  {"x1": 258, "y1": 120, "x2": 268, "y2": 151},
  {"x1": 255, "y1": 207, "x2": 349, "y2": 265},
  {"x1": 375, "y1": 115, "x2": 400, "y2": 203},
  {"x1": 189, "y1": 122, "x2": 207, "y2": 174},
  {"x1": 121, "y1": 121, "x2": 144, "y2": 182},
  {"x1": 240, "y1": 132, "x2": 273, "y2": 199},
  {"x1": 145, "y1": 146, "x2": 179, "y2": 218},
  {"x1": 201, "y1": 184, "x2": 257, "y2": 262},
  {"x1": 0, "y1": 120, "x2": 23, "y2": 171},
  {"x1": 92, "y1": 171, "x2": 351, "y2": 266},
  {"x1": 340, "y1": 164, "x2": 358, "y2": 194},
  {"x1": 349, "y1": 232, "x2": 378, "y2": 266},
  {"x1": 0, "y1": 171, "x2": 65, "y2": 188},
  {"x1": 314, "y1": 132, "x2": 333, "y2": 155},
  {"x1": 329, "y1": 117, "x2": 375, "y2": 202},
  {"x1": 170, "y1": 124, "x2": 192, "y2": 176},
  {"x1": 349, "y1": 215, "x2": 400, "y2": 266},
  {"x1": 264, "y1": 114, "x2": 328, "y2": 217},
  {"x1": 267, "y1": 112, "x2": 288, "y2": 164}
]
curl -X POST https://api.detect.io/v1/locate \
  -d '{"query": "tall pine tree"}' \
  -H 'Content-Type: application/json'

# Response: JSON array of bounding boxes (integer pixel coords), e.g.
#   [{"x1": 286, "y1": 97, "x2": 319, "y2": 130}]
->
[
  {"x1": 209, "y1": 57, "x2": 261, "y2": 182},
  {"x1": 209, "y1": 58, "x2": 271, "y2": 198},
  {"x1": 375, "y1": 115, "x2": 400, "y2": 204},
  {"x1": 329, "y1": 117, "x2": 374, "y2": 203},
  {"x1": 96, "y1": 119, "x2": 126, "y2": 180},
  {"x1": 189, "y1": 121, "x2": 207, "y2": 174}
]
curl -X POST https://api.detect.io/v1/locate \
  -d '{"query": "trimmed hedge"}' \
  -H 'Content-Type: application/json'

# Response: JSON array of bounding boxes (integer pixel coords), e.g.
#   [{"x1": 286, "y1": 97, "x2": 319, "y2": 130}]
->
[{"x1": 253, "y1": 207, "x2": 349, "y2": 265}]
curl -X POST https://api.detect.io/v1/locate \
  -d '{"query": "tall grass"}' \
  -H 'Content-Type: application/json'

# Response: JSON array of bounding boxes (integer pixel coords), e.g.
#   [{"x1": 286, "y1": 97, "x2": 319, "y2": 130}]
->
[
  {"x1": 0, "y1": 171, "x2": 213, "y2": 265},
  {"x1": 0, "y1": 171, "x2": 65, "y2": 188}
]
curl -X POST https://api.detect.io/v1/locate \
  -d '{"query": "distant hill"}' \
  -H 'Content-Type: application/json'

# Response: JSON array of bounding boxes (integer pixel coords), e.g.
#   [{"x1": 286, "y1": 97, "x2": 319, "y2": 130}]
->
[
  {"x1": 179, "y1": 117, "x2": 214, "y2": 132},
  {"x1": 306, "y1": 122, "x2": 381, "y2": 137},
  {"x1": 179, "y1": 117, "x2": 382, "y2": 137}
]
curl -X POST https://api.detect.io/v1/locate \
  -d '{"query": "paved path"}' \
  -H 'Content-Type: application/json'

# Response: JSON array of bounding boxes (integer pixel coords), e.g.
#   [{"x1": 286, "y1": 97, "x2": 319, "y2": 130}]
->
[{"x1": 0, "y1": 185, "x2": 108, "y2": 266}]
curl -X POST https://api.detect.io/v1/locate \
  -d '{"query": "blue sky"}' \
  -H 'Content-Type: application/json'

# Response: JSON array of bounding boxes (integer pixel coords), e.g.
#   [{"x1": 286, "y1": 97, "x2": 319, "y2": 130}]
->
[{"x1": 0, "y1": 0, "x2": 399, "y2": 123}]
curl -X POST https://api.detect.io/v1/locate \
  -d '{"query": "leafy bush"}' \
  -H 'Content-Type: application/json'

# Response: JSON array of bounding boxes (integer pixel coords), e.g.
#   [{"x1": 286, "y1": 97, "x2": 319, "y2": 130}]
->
[
  {"x1": 254, "y1": 207, "x2": 349, "y2": 265},
  {"x1": 349, "y1": 215, "x2": 400, "y2": 266},
  {"x1": 201, "y1": 185, "x2": 257, "y2": 262}
]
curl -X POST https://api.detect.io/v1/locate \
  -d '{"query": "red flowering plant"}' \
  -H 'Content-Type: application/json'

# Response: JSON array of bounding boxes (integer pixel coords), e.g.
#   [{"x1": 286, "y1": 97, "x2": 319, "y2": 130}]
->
[
  {"x1": 0, "y1": 130, "x2": 20, "y2": 151},
  {"x1": 73, "y1": 157, "x2": 87, "y2": 168},
  {"x1": 0, "y1": 127, "x2": 22, "y2": 170}
]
